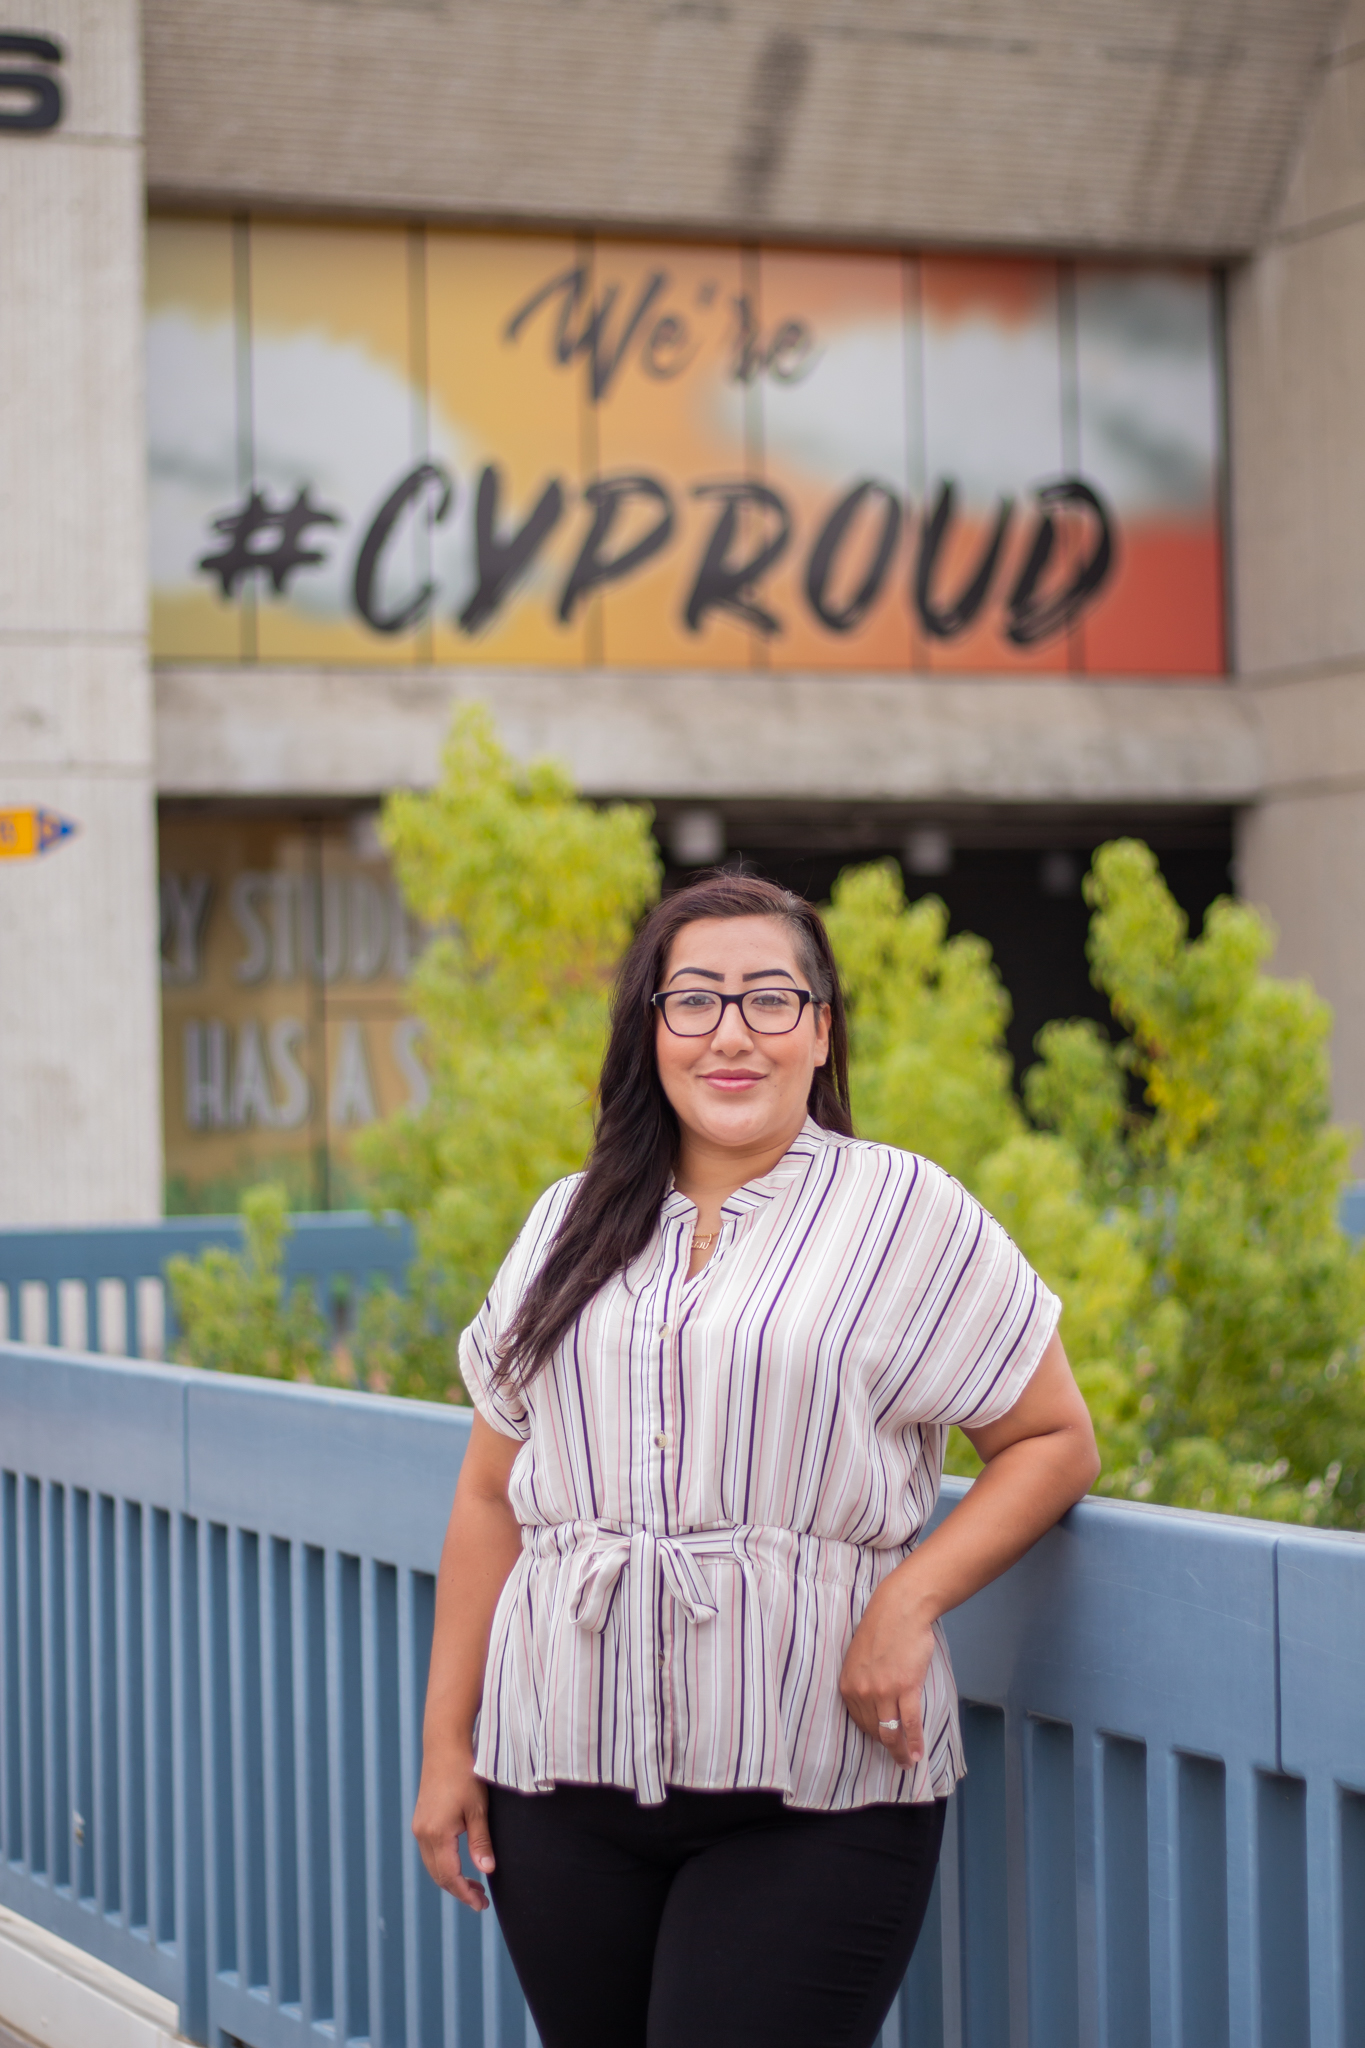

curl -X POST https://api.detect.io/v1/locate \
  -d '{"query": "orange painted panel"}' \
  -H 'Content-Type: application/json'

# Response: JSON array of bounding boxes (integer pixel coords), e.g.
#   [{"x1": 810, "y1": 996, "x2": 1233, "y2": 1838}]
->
[
  {"x1": 758, "y1": 248, "x2": 913, "y2": 672},
  {"x1": 425, "y1": 231, "x2": 591, "y2": 668}
]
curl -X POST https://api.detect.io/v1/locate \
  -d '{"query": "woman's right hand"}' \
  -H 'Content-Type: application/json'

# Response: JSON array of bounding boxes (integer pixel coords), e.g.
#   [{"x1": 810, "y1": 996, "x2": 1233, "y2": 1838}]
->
[{"x1": 412, "y1": 1747, "x2": 497, "y2": 1912}]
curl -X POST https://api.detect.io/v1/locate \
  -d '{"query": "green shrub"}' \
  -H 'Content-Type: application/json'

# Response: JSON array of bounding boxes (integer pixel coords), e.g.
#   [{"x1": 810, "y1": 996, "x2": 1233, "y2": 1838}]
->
[
  {"x1": 166, "y1": 1183, "x2": 329, "y2": 1381},
  {"x1": 828, "y1": 844, "x2": 1365, "y2": 1525},
  {"x1": 169, "y1": 714, "x2": 1365, "y2": 1529}
]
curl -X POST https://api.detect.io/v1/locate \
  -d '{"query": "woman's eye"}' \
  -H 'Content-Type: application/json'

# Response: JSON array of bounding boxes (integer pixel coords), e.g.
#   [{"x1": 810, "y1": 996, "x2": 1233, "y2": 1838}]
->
[
  {"x1": 751, "y1": 991, "x2": 793, "y2": 1009},
  {"x1": 675, "y1": 992, "x2": 717, "y2": 1009}
]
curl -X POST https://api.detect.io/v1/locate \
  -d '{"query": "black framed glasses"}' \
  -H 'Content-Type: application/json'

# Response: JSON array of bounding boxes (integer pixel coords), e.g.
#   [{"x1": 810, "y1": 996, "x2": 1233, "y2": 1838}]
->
[{"x1": 651, "y1": 988, "x2": 815, "y2": 1037}]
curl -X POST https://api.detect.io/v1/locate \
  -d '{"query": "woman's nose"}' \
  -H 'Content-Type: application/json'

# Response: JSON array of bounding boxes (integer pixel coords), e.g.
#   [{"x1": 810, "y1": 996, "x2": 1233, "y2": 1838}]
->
[{"x1": 711, "y1": 1000, "x2": 754, "y2": 1050}]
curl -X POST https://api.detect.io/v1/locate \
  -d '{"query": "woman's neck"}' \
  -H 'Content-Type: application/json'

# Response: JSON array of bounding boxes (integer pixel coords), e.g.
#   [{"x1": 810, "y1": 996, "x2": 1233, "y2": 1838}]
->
[{"x1": 673, "y1": 1115, "x2": 807, "y2": 1222}]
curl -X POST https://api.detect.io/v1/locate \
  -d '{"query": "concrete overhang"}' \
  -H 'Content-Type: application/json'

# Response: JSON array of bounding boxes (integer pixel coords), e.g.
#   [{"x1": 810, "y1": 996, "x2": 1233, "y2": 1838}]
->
[
  {"x1": 143, "y1": 0, "x2": 1342, "y2": 259},
  {"x1": 154, "y1": 664, "x2": 1263, "y2": 810}
]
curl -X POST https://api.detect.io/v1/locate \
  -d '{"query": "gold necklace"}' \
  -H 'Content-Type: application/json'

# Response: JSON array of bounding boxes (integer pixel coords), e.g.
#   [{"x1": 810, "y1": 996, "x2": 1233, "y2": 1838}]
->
[{"x1": 691, "y1": 1231, "x2": 717, "y2": 1252}]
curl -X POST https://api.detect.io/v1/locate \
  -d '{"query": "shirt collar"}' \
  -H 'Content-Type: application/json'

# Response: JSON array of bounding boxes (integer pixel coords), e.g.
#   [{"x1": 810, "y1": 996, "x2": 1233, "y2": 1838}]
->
[{"x1": 661, "y1": 1117, "x2": 834, "y2": 1222}]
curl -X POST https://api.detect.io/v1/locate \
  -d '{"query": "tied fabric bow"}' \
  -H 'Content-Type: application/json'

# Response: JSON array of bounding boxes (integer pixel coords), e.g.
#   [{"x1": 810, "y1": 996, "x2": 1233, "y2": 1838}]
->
[{"x1": 554, "y1": 1528, "x2": 735, "y2": 1805}]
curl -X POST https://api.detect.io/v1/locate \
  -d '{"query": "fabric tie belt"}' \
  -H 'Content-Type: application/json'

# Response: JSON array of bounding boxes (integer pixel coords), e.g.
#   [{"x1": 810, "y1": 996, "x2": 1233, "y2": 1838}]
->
[{"x1": 537, "y1": 1525, "x2": 745, "y2": 1806}]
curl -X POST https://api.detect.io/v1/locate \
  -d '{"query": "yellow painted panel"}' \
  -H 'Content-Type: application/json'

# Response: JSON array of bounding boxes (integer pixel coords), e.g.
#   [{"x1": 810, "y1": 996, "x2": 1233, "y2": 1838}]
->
[
  {"x1": 426, "y1": 231, "x2": 590, "y2": 668},
  {"x1": 757, "y1": 249, "x2": 914, "y2": 673},
  {"x1": 591, "y1": 240, "x2": 755, "y2": 671},
  {"x1": 146, "y1": 216, "x2": 244, "y2": 660},
  {"x1": 248, "y1": 222, "x2": 422, "y2": 666}
]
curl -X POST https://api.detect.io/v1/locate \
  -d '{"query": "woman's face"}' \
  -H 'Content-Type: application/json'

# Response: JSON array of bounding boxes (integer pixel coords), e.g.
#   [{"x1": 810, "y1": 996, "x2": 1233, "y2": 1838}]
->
[{"x1": 654, "y1": 915, "x2": 831, "y2": 1157}]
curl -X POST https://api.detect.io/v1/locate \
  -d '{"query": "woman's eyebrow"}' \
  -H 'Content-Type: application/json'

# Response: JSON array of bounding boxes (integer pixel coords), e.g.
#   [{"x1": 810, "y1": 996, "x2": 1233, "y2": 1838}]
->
[{"x1": 664, "y1": 965, "x2": 796, "y2": 984}]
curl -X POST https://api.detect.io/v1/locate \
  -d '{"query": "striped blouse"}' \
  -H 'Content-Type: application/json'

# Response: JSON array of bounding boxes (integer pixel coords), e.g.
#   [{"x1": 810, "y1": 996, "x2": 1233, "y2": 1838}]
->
[{"x1": 459, "y1": 1118, "x2": 1060, "y2": 1811}]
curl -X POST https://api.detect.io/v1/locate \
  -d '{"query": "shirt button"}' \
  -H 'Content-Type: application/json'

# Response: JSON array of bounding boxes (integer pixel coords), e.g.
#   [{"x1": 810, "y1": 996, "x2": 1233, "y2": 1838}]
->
[
  {"x1": 657, "y1": 1322, "x2": 670, "y2": 1337},
  {"x1": 653, "y1": 1431, "x2": 671, "y2": 1449}
]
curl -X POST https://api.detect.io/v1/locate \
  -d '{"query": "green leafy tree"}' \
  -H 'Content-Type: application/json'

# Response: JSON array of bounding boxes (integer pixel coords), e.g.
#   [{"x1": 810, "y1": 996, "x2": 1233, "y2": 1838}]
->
[
  {"x1": 830, "y1": 843, "x2": 1365, "y2": 1524},
  {"x1": 352, "y1": 703, "x2": 661, "y2": 1397},
  {"x1": 166, "y1": 1183, "x2": 329, "y2": 1380},
  {"x1": 169, "y1": 731, "x2": 1365, "y2": 1528},
  {"x1": 823, "y1": 861, "x2": 1022, "y2": 1184},
  {"x1": 1024, "y1": 840, "x2": 1365, "y2": 1525}
]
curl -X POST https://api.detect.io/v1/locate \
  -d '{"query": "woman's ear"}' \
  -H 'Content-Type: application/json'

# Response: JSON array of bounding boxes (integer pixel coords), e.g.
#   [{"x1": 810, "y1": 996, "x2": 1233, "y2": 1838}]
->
[{"x1": 813, "y1": 1002, "x2": 831, "y2": 1068}]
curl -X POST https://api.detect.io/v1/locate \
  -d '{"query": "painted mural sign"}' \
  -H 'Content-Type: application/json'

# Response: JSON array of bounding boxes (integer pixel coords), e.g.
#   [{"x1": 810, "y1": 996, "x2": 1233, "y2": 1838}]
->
[
  {"x1": 148, "y1": 223, "x2": 1224, "y2": 675},
  {"x1": 159, "y1": 813, "x2": 426, "y2": 1206}
]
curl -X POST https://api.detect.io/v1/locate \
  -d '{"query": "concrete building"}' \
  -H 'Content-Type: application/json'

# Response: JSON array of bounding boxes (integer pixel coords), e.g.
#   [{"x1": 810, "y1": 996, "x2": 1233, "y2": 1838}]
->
[{"x1": 1, "y1": 0, "x2": 1360, "y2": 1220}]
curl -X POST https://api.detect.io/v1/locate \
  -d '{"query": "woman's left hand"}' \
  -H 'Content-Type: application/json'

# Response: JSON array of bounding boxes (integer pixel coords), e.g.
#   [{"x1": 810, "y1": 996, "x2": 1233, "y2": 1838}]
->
[{"x1": 838, "y1": 1570, "x2": 938, "y2": 1775}]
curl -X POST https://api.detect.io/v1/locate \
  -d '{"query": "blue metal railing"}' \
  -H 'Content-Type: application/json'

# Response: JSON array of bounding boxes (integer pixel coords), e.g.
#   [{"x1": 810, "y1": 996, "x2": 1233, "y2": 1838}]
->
[
  {"x1": 0, "y1": 1214, "x2": 415, "y2": 1359},
  {"x1": 8, "y1": 1184, "x2": 1363, "y2": 1366},
  {"x1": 8, "y1": 1185, "x2": 1361, "y2": 1365},
  {"x1": 2, "y1": 1341, "x2": 1363, "y2": 2047}
]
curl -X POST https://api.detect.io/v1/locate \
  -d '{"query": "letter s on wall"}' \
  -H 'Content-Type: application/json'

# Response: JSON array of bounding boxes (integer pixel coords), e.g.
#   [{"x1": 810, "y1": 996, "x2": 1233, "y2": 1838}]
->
[{"x1": 0, "y1": 32, "x2": 63, "y2": 132}]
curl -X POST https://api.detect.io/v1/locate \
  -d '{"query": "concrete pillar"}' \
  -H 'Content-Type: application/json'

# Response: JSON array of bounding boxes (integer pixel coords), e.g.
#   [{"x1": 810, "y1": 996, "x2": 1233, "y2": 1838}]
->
[
  {"x1": 0, "y1": 0, "x2": 161, "y2": 1222},
  {"x1": 1230, "y1": 0, "x2": 1365, "y2": 1153}
]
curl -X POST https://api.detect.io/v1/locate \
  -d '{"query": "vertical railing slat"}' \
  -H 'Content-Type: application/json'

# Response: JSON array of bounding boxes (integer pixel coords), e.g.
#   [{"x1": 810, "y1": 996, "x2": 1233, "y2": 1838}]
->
[
  {"x1": 1, "y1": 1471, "x2": 18, "y2": 1866},
  {"x1": 1338, "y1": 1790, "x2": 1365, "y2": 2048},
  {"x1": 96, "y1": 1492, "x2": 120, "y2": 1921},
  {"x1": 70, "y1": 1487, "x2": 94, "y2": 1905},
  {"x1": 175, "y1": 1511, "x2": 209, "y2": 2044},
  {"x1": 403, "y1": 1566, "x2": 443, "y2": 2048},
  {"x1": 150, "y1": 1506, "x2": 175, "y2": 1946},
  {"x1": 207, "y1": 1520, "x2": 236, "y2": 1984},
  {"x1": 323, "y1": 1547, "x2": 355, "y2": 2041},
  {"x1": 1025, "y1": 1717, "x2": 1080, "y2": 2048},
  {"x1": 267, "y1": 1534, "x2": 301, "y2": 2012},
  {"x1": 45, "y1": 1482, "x2": 69, "y2": 1896},
  {"x1": 1098, "y1": 1735, "x2": 1150, "y2": 2048},
  {"x1": 957, "y1": 1701, "x2": 1010, "y2": 2047},
  {"x1": 21, "y1": 1476, "x2": 46, "y2": 1879},
  {"x1": 1177, "y1": 1753, "x2": 1231, "y2": 2048},
  {"x1": 1256, "y1": 1773, "x2": 1311, "y2": 2048},
  {"x1": 301, "y1": 1541, "x2": 334, "y2": 2032},
  {"x1": 1225, "y1": 1765, "x2": 1258, "y2": 2048}
]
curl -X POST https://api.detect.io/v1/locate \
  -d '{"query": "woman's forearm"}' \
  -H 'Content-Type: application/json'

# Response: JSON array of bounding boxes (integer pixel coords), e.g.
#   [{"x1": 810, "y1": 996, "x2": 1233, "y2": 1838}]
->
[
  {"x1": 839, "y1": 1342, "x2": 1097, "y2": 1768},
  {"x1": 887, "y1": 1419, "x2": 1097, "y2": 1626},
  {"x1": 422, "y1": 1470, "x2": 524, "y2": 1764}
]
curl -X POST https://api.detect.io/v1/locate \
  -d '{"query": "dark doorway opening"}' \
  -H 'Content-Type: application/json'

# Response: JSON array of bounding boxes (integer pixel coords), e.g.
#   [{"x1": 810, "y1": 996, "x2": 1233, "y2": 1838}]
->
[{"x1": 651, "y1": 802, "x2": 1235, "y2": 1083}]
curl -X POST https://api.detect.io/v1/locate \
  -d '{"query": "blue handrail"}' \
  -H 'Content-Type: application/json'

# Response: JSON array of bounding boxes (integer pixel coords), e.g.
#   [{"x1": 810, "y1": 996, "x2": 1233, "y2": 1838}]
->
[
  {"x1": 6, "y1": 1185, "x2": 1360, "y2": 1364},
  {"x1": 2, "y1": 1339, "x2": 1362, "y2": 2047},
  {"x1": 0, "y1": 1213, "x2": 416, "y2": 1356}
]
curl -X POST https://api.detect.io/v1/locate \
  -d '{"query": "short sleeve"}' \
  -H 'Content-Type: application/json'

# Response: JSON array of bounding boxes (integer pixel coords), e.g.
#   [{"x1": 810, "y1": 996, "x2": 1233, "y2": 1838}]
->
[
  {"x1": 890, "y1": 1162, "x2": 1062, "y2": 1430},
  {"x1": 457, "y1": 1175, "x2": 582, "y2": 1442}
]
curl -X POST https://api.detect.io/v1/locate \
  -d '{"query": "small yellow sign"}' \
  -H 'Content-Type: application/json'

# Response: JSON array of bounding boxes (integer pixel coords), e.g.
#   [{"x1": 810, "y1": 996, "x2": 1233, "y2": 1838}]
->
[{"x1": 0, "y1": 807, "x2": 77, "y2": 858}]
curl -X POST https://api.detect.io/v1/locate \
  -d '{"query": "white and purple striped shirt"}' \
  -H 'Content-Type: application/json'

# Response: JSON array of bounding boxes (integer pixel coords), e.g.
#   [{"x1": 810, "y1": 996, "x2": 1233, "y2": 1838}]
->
[{"x1": 459, "y1": 1118, "x2": 1059, "y2": 1810}]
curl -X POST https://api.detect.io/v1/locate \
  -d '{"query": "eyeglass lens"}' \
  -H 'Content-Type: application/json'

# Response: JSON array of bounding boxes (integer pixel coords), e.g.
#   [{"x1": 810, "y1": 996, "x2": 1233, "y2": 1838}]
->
[{"x1": 662, "y1": 990, "x2": 803, "y2": 1035}]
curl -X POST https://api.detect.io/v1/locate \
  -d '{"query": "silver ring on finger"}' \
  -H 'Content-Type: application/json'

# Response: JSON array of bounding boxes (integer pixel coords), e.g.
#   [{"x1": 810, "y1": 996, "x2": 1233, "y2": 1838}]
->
[{"x1": 878, "y1": 1718, "x2": 900, "y2": 1731}]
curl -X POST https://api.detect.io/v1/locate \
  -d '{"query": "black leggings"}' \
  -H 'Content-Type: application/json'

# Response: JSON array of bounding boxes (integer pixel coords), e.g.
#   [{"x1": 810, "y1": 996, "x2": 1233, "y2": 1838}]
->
[{"x1": 486, "y1": 1782, "x2": 946, "y2": 2048}]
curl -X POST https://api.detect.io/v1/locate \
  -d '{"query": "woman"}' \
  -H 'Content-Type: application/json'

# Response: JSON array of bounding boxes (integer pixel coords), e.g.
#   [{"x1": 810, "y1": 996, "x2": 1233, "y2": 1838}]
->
[{"x1": 414, "y1": 873, "x2": 1098, "y2": 2048}]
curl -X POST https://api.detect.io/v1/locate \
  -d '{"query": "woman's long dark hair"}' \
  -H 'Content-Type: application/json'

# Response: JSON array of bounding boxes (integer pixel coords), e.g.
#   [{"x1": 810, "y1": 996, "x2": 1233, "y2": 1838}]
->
[{"x1": 496, "y1": 873, "x2": 853, "y2": 1387}]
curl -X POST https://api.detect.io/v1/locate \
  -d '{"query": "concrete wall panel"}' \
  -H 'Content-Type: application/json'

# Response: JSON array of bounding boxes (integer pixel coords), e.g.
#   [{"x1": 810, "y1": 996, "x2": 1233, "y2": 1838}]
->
[
  {"x1": 1230, "y1": 220, "x2": 1365, "y2": 676},
  {"x1": 0, "y1": 769, "x2": 162, "y2": 1222},
  {"x1": 154, "y1": 663, "x2": 1260, "y2": 806},
  {"x1": 1242, "y1": 668, "x2": 1365, "y2": 795},
  {"x1": 1230, "y1": 7, "x2": 1365, "y2": 1148},
  {"x1": 0, "y1": 143, "x2": 146, "y2": 636},
  {"x1": 1274, "y1": 36, "x2": 1365, "y2": 238},
  {"x1": 0, "y1": 0, "x2": 160, "y2": 1221},
  {"x1": 143, "y1": 0, "x2": 1338, "y2": 256},
  {"x1": 1237, "y1": 786, "x2": 1365, "y2": 1146},
  {"x1": 0, "y1": 642, "x2": 151, "y2": 769}
]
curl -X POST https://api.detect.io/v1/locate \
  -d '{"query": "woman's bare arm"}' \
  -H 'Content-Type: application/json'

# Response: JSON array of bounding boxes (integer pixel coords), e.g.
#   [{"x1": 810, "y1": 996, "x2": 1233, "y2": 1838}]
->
[
  {"x1": 839, "y1": 1332, "x2": 1099, "y2": 1771},
  {"x1": 412, "y1": 1411, "x2": 523, "y2": 1911}
]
